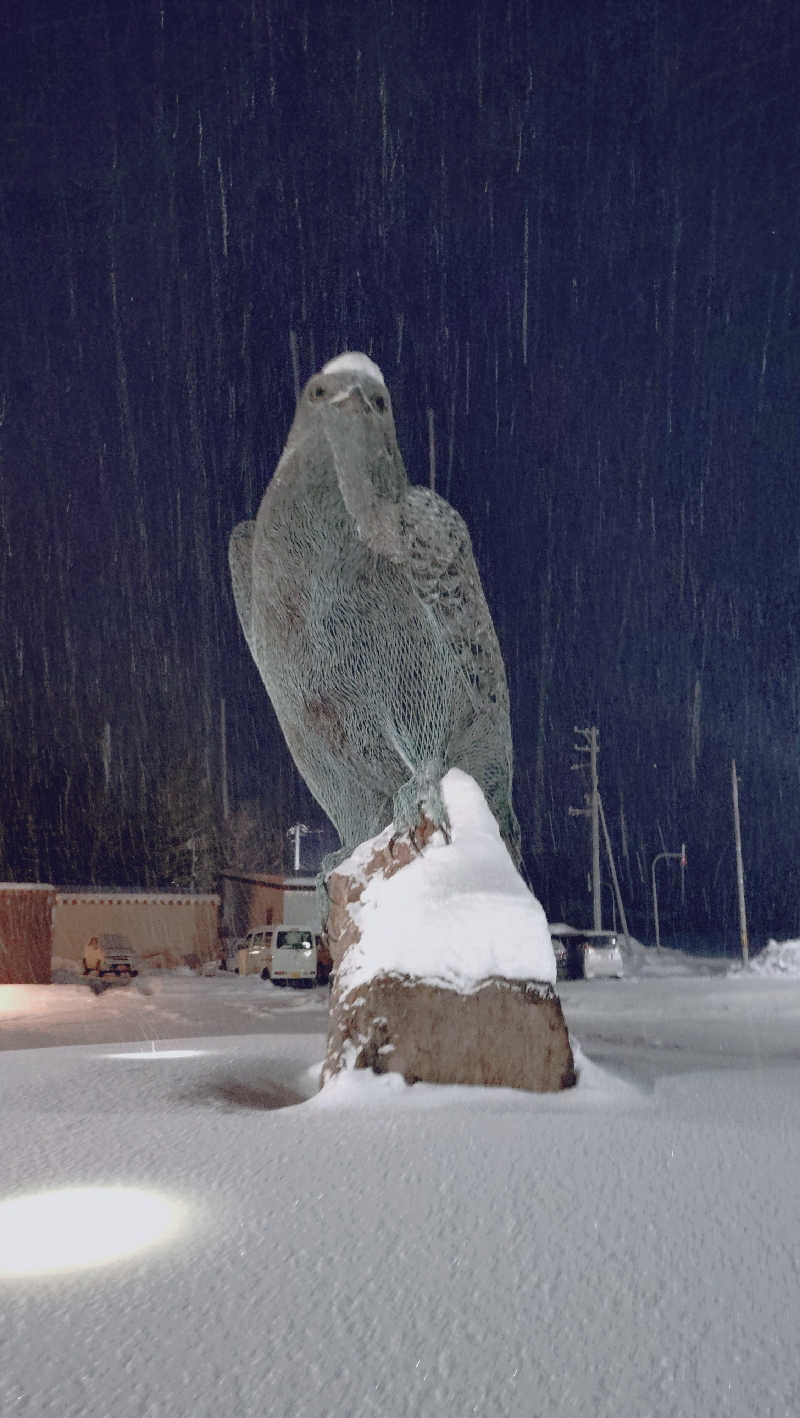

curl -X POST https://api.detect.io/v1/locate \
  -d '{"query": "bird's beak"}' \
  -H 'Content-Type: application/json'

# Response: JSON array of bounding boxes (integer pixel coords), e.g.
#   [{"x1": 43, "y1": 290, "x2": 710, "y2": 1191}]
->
[{"x1": 329, "y1": 383, "x2": 370, "y2": 413}]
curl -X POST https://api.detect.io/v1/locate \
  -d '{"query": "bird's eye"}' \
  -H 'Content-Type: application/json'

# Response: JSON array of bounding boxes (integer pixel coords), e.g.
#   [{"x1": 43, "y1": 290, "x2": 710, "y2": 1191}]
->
[
  {"x1": 311, "y1": 384, "x2": 326, "y2": 400},
  {"x1": 374, "y1": 395, "x2": 386, "y2": 413}
]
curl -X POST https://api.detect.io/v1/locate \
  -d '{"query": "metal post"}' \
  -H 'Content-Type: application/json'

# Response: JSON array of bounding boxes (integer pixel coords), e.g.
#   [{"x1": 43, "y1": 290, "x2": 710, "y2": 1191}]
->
[
  {"x1": 220, "y1": 696, "x2": 230, "y2": 821},
  {"x1": 651, "y1": 847, "x2": 686, "y2": 950},
  {"x1": 570, "y1": 727, "x2": 602, "y2": 929},
  {"x1": 590, "y1": 727, "x2": 601, "y2": 931},
  {"x1": 602, "y1": 881, "x2": 617, "y2": 932},
  {"x1": 651, "y1": 854, "x2": 662, "y2": 950},
  {"x1": 598, "y1": 794, "x2": 631, "y2": 953},
  {"x1": 287, "y1": 823, "x2": 309, "y2": 873},
  {"x1": 731, "y1": 760, "x2": 749, "y2": 964},
  {"x1": 289, "y1": 329, "x2": 301, "y2": 404},
  {"x1": 102, "y1": 721, "x2": 112, "y2": 791}
]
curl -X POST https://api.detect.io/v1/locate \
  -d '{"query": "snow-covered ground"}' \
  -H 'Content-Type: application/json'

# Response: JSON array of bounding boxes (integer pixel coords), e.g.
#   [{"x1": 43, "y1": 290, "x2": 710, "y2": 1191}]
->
[{"x1": 2, "y1": 953, "x2": 800, "y2": 1418}]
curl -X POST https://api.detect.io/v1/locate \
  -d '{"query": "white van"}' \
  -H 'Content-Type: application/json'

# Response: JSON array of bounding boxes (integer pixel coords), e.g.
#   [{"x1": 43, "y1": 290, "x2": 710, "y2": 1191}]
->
[{"x1": 270, "y1": 926, "x2": 318, "y2": 987}]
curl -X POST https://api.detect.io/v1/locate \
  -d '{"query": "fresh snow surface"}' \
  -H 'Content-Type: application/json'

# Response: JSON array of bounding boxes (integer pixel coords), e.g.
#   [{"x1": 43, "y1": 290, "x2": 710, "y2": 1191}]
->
[
  {"x1": 335, "y1": 768, "x2": 555, "y2": 992},
  {"x1": 321, "y1": 350, "x2": 385, "y2": 383},
  {"x1": 3, "y1": 954, "x2": 800, "y2": 1417}
]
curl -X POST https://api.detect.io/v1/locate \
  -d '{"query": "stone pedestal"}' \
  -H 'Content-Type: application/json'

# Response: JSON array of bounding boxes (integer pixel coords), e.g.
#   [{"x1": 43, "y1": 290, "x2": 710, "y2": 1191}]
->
[
  {"x1": 323, "y1": 969, "x2": 575, "y2": 1091},
  {"x1": 322, "y1": 787, "x2": 575, "y2": 1094}
]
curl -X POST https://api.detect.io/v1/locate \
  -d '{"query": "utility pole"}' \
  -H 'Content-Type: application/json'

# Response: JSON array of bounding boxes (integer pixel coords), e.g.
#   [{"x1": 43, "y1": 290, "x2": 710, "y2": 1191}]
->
[
  {"x1": 289, "y1": 328, "x2": 301, "y2": 404},
  {"x1": 598, "y1": 794, "x2": 632, "y2": 954},
  {"x1": 731, "y1": 760, "x2": 749, "y2": 964},
  {"x1": 101, "y1": 721, "x2": 112, "y2": 791},
  {"x1": 220, "y1": 697, "x2": 230, "y2": 821},
  {"x1": 181, "y1": 834, "x2": 201, "y2": 889},
  {"x1": 287, "y1": 823, "x2": 309, "y2": 873},
  {"x1": 570, "y1": 726, "x2": 601, "y2": 930}
]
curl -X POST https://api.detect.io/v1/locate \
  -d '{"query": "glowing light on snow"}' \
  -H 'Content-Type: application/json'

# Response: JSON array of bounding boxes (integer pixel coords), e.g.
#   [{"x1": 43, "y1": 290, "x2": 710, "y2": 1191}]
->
[
  {"x1": 0, "y1": 986, "x2": 27, "y2": 1013},
  {"x1": 101, "y1": 1049, "x2": 208, "y2": 1060},
  {"x1": 0, "y1": 985, "x2": 68, "y2": 1018},
  {"x1": 0, "y1": 1187, "x2": 187, "y2": 1278}
]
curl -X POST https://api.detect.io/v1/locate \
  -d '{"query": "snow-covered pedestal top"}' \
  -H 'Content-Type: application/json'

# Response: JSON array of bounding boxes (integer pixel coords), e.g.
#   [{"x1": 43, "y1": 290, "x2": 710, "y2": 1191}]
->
[{"x1": 333, "y1": 769, "x2": 555, "y2": 994}]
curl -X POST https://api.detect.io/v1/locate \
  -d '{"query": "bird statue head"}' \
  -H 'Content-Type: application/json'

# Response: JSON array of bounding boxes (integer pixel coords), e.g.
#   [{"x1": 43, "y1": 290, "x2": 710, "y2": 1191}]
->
[{"x1": 274, "y1": 352, "x2": 406, "y2": 508}]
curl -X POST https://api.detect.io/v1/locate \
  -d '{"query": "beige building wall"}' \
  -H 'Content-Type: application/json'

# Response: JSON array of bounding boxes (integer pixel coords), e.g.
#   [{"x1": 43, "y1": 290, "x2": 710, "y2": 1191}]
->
[
  {"x1": 52, "y1": 892, "x2": 220, "y2": 970},
  {"x1": 221, "y1": 873, "x2": 320, "y2": 938},
  {"x1": 245, "y1": 880, "x2": 283, "y2": 933}
]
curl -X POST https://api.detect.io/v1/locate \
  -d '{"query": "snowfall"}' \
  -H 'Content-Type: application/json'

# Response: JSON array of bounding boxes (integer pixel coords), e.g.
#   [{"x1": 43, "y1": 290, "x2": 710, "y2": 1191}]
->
[{"x1": 3, "y1": 792, "x2": 800, "y2": 1417}]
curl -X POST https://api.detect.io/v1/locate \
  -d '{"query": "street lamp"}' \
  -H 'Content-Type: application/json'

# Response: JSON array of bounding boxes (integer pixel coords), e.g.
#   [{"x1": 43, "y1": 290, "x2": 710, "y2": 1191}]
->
[{"x1": 651, "y1": 843, "x2": 687, "y2": 950}]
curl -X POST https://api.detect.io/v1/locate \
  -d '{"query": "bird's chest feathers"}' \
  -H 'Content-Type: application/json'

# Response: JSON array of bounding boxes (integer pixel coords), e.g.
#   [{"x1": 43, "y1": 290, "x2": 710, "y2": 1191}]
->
[{"x1": 253, "y1": 492, "x2": 386, "y2": 660}]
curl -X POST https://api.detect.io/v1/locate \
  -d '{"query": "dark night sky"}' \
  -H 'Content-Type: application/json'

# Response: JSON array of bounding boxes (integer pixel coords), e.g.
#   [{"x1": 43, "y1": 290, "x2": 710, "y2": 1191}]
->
[{"x1": 2, "y1": 0, "x2": 799, "y2": 946}]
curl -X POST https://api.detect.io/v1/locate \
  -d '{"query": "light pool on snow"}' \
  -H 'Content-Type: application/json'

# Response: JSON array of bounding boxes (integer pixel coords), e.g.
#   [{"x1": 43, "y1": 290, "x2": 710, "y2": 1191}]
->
[{"x1": 0, "y1": 1186, "x2": 187, "y2": 1278}]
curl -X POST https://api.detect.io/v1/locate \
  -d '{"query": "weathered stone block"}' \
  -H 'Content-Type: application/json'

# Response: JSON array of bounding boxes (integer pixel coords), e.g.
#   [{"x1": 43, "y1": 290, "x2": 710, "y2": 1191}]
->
[{"x1": 323, "y1": 970, "x2": 576, "y2": 1092}]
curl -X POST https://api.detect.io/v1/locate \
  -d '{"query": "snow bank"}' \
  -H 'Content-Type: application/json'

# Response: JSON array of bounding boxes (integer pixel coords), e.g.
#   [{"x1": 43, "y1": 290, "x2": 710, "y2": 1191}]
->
[
  {"x1": 746, "y1": 936, "x2": 800, "y2": 977},
  {"x1": 321, "y1": 350, "x2": 385, "y2": 383},
  {"x1": 335, "y1": 768, "x2": 555, "y2": 992}
]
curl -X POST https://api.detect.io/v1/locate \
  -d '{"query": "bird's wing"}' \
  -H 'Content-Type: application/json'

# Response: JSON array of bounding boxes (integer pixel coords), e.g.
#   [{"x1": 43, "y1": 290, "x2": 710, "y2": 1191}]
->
[
  {"x1": 399, "y1": 486, "x2": 511, "y2": 719},
  {"x1": 399, "y1": 486, "x2": 521, "y2": 865},
  {"x1": 229, "y1": 520, "x2": 256, "y2": 654}
]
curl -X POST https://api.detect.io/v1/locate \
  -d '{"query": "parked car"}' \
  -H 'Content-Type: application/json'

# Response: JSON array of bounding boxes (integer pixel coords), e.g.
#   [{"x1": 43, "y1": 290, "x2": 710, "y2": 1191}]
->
[
  {"x1": 82, "y1": 933, "x2": 138, "y2": 978},
  {"x1": 549, "y1": 926, "x2": 624, "y2": 981},
  {"x1": 236, "y1": 926, "x2": 273, "y2": 978}
]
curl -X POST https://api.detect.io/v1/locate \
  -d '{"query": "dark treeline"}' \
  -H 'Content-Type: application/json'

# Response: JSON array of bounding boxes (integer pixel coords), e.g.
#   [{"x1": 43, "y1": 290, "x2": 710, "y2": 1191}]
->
[{"x1": 1, "y1": 0, "x2": 799, "y2": 945}]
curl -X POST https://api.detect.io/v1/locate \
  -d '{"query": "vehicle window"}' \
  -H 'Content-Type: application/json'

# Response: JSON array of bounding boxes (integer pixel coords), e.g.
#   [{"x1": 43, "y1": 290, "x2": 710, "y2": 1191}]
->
[{"x1": 276, "y1": 930, "x2": 312, "y2": 948}]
